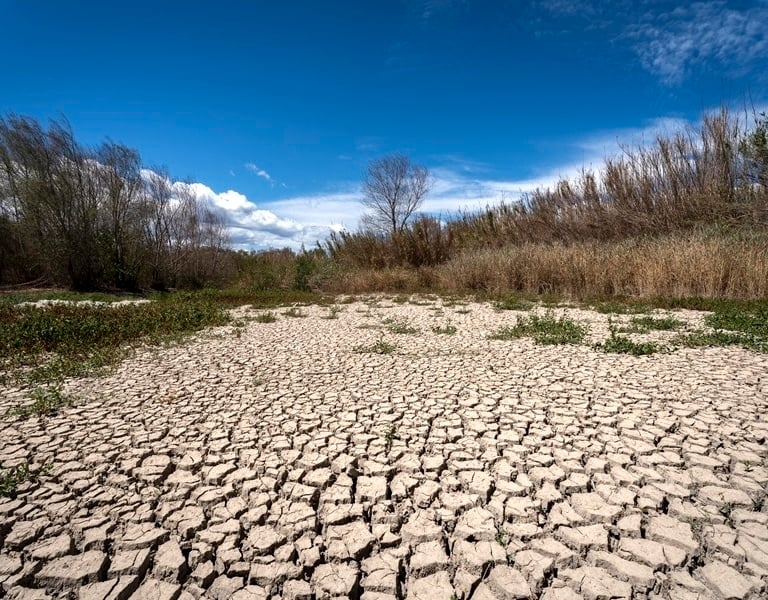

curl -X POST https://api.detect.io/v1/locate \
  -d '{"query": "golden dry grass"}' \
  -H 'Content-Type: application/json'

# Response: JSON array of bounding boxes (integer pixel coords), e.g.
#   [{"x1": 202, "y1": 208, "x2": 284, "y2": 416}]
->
[{"x1": 322, "y1": 230, "x2": 768, "y2": 299}]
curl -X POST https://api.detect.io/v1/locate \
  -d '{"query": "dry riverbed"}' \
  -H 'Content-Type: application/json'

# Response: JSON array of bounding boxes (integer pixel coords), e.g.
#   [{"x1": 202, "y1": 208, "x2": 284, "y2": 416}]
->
[{"x1": 1, "y1": 298, "x2": 767, "y2": 599}]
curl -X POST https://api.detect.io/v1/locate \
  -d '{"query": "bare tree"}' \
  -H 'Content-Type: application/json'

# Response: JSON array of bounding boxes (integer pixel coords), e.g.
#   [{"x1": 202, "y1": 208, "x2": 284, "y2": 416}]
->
[{"x1": 361, "y1": 153, "x2": 430, "y2": 235}]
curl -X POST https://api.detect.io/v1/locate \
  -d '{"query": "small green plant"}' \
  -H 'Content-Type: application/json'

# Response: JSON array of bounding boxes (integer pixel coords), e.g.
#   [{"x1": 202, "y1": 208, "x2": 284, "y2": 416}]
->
[
  {"x1": 432, "y1": 322, "x2": 457, "y2": 335},
  {"x1": 495, "y1": 526, "x2": 509, "y2": 547},
  {"x1": 493, "y1": 297, "x2": 534, "y2": 311},
  {"x1": 254, "y1": 312, "x2": 278, "y2": 323},
  {"x1": 383, "y1": 318, "x2": 419, "y2": 335},
  {"x1": 11, "y1": 386, "x2": 75, "y2": 419},
  {"x1": 0, "y1": 462, "x2": 50, "y2": 498},
  {"x1": 354, "y1": 338, "x2": 397, "y2": 354},
  {"x1": 489, "y1": 311, "x2": 587, "y2": 345},
  {"x1": 719, "y1": 501, "x2": 735, "y2": 523},
  {"x1": 454, "y1": 308, "x2": 472, "y2": 314},
  {"x1": 283, "y1": 307, "x2": 306, "y2": 318},
  {"x1": 384, "y1": 424, "x2": 398, "y2": 454}
]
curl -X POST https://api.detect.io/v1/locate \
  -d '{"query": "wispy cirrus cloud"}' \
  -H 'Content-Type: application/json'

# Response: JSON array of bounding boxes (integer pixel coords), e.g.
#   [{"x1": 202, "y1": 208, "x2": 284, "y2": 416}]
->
[
  {"x1": 541, "y1": 1, "x2": 768, "y2": 86},
  {"x1": 628, "y1": 2, "x2": 768, "y2": 85},
  {"x1": 244, "y1": 162, "x2": 274, "y2": 183}
]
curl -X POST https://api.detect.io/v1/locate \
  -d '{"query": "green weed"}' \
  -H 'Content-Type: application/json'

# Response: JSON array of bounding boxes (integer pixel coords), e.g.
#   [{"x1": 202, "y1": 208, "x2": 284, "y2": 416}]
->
[
  {"x1": 621, "y1": 315, "x2": 686, "y2": 333},
  {"x1": 493, "y1": 298, "x2": 534, "y2": 311},
  {"x1": 254, "y1": 312, "x2": 278, "y2": 323},
  {"x1": 383, "y1": 318, "x2": 420, "y2": 335},
  {"x1": 0, "y1": 296, "x2": 230, "y2": 383},
  {"x1": 283, "y1": 307, "x2": 306, "y2": 318},
  {"x1": 11, "y1": 385, "x2": 75, "y2": 419},
  {"x1": 354, "y1": 339, "x2": 397, "y2": 354},
  {"x1": 595, "y1": 320, "x2": 664, "y2": 355},
  {"x1": 490, "y1": 311, "x2": 587, "y2": 345},
  {"x1": 0, "y1": 462, "x2": 52, "y2": 498}
]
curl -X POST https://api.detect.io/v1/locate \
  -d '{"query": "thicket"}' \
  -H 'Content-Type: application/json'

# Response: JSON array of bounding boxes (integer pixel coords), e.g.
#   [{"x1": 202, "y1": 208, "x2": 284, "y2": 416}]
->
[{"x1": 0, "y1": 114, "x2": 231, "y2": 291}]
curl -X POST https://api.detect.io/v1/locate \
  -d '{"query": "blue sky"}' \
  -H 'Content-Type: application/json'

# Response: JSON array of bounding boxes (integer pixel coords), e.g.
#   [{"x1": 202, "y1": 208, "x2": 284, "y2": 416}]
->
[{"x1": 2, "y1": 0, "x2": 767, "y2": 248}]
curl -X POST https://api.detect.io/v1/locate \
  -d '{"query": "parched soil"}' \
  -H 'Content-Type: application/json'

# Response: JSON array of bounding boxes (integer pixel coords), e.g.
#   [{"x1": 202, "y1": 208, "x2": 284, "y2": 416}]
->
[{"x1": 1, "y1": 298, "x2": 767, "y2": 599}]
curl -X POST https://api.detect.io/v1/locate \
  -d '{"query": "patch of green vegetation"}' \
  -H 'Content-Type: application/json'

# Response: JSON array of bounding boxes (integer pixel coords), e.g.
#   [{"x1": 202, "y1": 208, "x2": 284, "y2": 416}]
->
[
  {"x1": 494, "y1": 297, "x2": 534, "y2": 311},
  {"x1": 354, "y1": 339, "x2": 397, "y2": 354},
  {"x1": 0, "y1": 297, "x2": 230, "y2": 384},
  {"x1": 0, "y1": 290, "x2": 138, "y2": 305},
  {"x1": 253, "y1": 311, "x2": 278, "y2": 323},
  {"x1": 489, "y1": 311, "x2": 587, "y2": 345},
  {"x1": 432, "y1": 322, "x2": 457, "y2": 335},
  {"x1": 705, "y1": 305, "x2": 768, "y2": 338},
  {"x1": 593, "y1": 301, "x2": 652, "y2": 314},
  {"x1": 283, "y1": 307, "x2": 306, "y2": 318},
  {"x1": 673, "y1": 329, "x2": 765, "y2": 352},
  {"x1": 454, "y1": 308, "x2": 472, "y2": 314},
  {"x1": 11, "y1": 385, "x2": 75, "y2": 419},
  {"x1": 618, "y1": 315, "x2": 686, "y2": 333},
  {"x1": 170, "y1": 288, "x2": 333, "y2": 309},
  {"x1": 595, "y1": 333, "x2": 662, "y2": 355},
  {"x1": 595, "y1": 319, "x2": 664, "y2": 355},
  {"x1": 383, "y1": 317, "x2": 420, "y2": 335},
  {"x1": 0, "y1": 461, "x2": 52, "y2": 498}
]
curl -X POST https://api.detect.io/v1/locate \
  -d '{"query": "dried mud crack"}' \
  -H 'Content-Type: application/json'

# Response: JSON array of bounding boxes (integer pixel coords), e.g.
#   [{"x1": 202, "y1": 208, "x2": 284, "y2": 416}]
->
[{"x1": 1, "y1": 299, "x2": 767, "y2": 599}]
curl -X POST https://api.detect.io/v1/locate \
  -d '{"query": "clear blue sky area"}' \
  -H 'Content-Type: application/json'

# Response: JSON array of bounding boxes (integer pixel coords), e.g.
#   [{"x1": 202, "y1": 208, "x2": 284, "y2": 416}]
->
[{"x1": 3, "y1": 1, "x2": 767, "y2": 248}]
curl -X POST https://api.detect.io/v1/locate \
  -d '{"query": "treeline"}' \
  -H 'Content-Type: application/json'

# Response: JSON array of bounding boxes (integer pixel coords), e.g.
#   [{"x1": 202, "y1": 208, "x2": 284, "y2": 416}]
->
[
  {"x1": 0, "y1": 115, "x2": 231, "y2": 290},
  {"x1": 328, "y1": 109, "x2": 768, "y2": 269}
]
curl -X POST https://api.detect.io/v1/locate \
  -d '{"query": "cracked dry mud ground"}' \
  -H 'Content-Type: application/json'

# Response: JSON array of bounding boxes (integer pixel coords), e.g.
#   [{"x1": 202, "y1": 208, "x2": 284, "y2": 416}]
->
[{"x1": 1, "y1": 299, "x2": 767, "y2": 600}]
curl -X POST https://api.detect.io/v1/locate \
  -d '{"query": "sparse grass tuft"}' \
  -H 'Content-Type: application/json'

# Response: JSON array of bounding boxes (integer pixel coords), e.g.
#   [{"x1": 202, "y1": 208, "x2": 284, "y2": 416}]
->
[
  {"x1": 321, "y1": 305, "x2": 344, "y2": 319},
  {"x1": 432, "y1": 322, "x2": 458, "y2": 335},
  {"x1": 490, "y1": 311, "x2": 587, "y2": 345},
  {"x1": 384, "y1": 423, "x2": 398, "y2": 453},
  {"x1": 383, "y1": 317, "x2": 420, "y2": 335},
  {"x1": 283, "y1": 307, "x2": 306, "y2": 318},
  {"x1": 254, "y1": 311, "x2": 278, "y2": 323},
  {"x1": 354, "y1": 339, "x2": 397, "y2": 354}
]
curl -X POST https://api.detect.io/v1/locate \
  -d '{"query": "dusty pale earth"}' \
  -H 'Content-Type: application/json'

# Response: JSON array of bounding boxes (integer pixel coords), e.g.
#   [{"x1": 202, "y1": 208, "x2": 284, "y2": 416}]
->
[{"x1": 1, "y1": 297, "x2": 767, "y2": 600}]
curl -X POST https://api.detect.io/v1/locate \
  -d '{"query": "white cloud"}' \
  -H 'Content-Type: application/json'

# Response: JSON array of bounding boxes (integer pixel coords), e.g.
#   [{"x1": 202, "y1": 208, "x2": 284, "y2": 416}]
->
[
  {"x1": 244, "y1": 162, "x2": 273, "y2": 183},
  {"x1": 627, "y1": 2, "x2": 768, "y2": 85}
]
